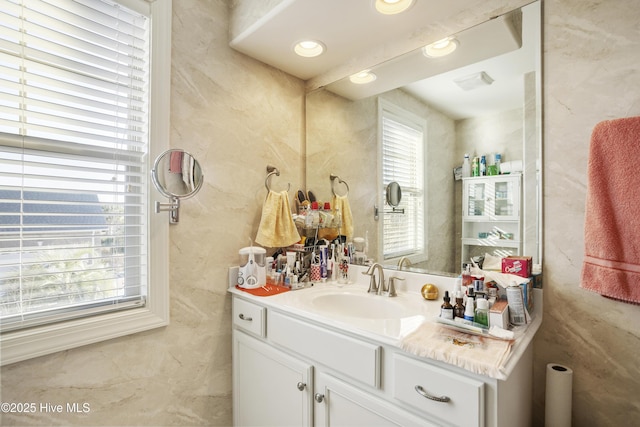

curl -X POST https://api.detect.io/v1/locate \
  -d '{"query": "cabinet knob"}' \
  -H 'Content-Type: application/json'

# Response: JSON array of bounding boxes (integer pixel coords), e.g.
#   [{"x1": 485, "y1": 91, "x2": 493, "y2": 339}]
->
[
  {"x1": 414, "y1": 385, "x2": 450, "y2": 403},
  {"x1": 314, "y1": 393, "x2": 325, "y2": 403},
  {"x1": 238, "y1": 313, "x2": 253, "y2": 321},
  {"x1": 296, "y1": 382, "x2": 306, "y2": 391}
]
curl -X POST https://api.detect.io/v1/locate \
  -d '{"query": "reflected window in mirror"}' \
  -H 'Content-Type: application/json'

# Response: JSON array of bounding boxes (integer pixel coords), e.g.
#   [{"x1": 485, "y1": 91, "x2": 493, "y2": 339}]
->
[{"x1": 379, "y1": 100, "x2": 426, "y2": 263}]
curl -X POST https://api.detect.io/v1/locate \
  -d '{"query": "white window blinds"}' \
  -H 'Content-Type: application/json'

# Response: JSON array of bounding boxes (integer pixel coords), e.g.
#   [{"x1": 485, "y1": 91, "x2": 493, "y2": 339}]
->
[
  {"x1": 381, "y1": 110, "x2": 425, "y2": 260},
  {"x1": 0, "y1": 0, "x2": 150, "y2": 332}
]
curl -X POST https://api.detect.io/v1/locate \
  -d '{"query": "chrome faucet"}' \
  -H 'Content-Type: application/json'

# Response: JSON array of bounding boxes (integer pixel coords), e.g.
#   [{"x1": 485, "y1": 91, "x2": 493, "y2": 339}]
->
[
  {"x1": 363, "y1": 263, "x2": 385, "y2": 294},
  {"x1": 397, "y1": 256, "x2": 412, "y2": 271}
]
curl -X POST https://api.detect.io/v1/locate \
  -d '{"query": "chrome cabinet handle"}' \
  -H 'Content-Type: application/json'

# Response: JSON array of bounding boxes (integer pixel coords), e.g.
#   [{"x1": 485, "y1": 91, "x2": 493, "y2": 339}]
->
[
  {"x1": 297, "y1": 382, "x2": 306, "y2": 391},
  {"x1": 238, "y1": 313, "x2": 252, "y2": 321},
  {"x1": 314, "y1": 393, "x2": 325, "y2": 403},
  {"x1": 414, "y1": 385, "x2": 450, "y2": 403}
]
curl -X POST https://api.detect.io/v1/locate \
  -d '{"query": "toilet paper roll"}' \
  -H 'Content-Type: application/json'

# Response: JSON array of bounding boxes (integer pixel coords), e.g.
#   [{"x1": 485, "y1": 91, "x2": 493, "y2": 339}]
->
[
  {"x1": 545, "y1": 363, "x2": 573, "y2": 427},
  {"x1": 499, "y1": 160, "x2": 523, "y2": 174}
]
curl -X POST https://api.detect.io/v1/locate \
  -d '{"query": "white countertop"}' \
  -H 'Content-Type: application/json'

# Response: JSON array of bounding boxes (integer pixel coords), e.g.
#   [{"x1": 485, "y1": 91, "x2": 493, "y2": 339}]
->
[{"x1": 228, "y1": 264, "x2": 542, "y2": 380}]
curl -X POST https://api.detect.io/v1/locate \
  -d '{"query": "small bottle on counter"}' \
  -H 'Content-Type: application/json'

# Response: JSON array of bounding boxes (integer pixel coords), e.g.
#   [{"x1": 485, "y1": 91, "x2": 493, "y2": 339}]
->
[
  {"x1": 463, "y1": 292, "x2": 475, "y2": 323},
  {"x1": 440, "y1": 291, "x2": 454, "y2": 320},
  {"x1": 480, "y1": 155, "x2": 487, "y2": 176},
  {"x1": 466, "y1": 286, "x2": 476, "y2": 309},
  {"x1": 475, "y1": 298, "x2": 489, "y2": 327},
  {"x1": 453, "y1": 291, "x2": 465, "y2": 319},
  {"x1": 472, "y1": 157, "x2": 480, "y2": 176}
]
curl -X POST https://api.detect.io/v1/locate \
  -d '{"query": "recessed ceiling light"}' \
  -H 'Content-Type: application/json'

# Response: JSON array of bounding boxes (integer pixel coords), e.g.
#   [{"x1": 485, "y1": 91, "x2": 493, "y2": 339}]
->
[
  {"x1": 349, "y1": 70, "x2": 377, "y2": 84},
  {"x1": 453, "y1": 71, "x2": 494, "y2": 91},
  {"x1": 423, "y1": 37, "x2": 459, "y2": 58},
  {"x1": 294, "y1": 40, "x2": 325, "y2": 58},
  {"x1": 374, "y1": 0, "x2": 414, "y2": 15}
]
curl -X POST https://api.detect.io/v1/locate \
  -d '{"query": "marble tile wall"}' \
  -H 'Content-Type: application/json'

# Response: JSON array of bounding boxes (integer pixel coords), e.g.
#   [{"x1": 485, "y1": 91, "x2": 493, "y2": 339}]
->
[
  {"x1": 536, "y1": 0, "x2": 640, "y2": 424},
  {"x1": 1, "y1": 0, "x2": 304, "y2": 426},
  {"x1": 1, "y1": 0, "x2": 639, "y2": 426}
]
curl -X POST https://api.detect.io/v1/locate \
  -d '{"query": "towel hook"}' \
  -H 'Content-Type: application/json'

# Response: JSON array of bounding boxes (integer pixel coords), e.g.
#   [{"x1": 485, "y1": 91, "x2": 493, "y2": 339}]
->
[
  {"x1": 330, "y1": 174, "x2": 349, "y2": 197},
  {"x1": 265, "y1": 165, "x2": 291, "y2": 192}
]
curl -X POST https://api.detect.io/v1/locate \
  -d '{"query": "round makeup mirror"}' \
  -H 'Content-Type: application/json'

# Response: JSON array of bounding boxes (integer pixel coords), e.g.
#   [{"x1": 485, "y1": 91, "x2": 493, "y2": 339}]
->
[
  {"x1": 386, "y1": 181, "x2": 402, "y2": 207},
  {"x1": 151, "y1": 149, "x2": 203, "y2": 199},
  {"x1": 151, "y1": 149, "x2": 203, "y2": 223}
]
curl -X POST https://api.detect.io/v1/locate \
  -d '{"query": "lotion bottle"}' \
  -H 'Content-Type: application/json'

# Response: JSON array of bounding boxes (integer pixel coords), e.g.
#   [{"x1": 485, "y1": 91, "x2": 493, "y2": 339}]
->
[
  {"x1": 463, "y1": 296, "x2": 475, "y2": 323},
  {"x1": 475, "y1": 298, "x2": 489, "y2": 326}
]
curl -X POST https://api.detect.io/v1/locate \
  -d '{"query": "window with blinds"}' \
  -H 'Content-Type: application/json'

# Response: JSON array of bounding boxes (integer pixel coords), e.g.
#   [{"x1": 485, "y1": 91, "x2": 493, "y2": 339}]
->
[
  {"x1": 380, "y1": 103, "x2": 425, "y2": 260},
  {"x1": 0, "y1": 0, "x2": 150, "y2": 332}
]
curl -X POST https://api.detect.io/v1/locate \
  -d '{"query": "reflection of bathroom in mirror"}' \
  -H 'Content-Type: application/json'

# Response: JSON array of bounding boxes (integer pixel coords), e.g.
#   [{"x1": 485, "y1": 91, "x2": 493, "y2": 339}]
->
[{"x1": 306, "y1": 1, "x2": 541, "y2": 277}]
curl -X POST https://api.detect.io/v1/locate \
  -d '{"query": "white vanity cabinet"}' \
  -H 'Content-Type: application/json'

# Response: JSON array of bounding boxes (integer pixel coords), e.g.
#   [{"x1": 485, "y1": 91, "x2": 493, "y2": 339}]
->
[
  {"x1": 461, "y1": 174, "x2": 522, "y2": 264},
  {"x1": 234, "y1": 331, "x2": 313, "y2": 426},
  {"x1": 231, "y1": 292, "x2": 533, "y2": 427}
]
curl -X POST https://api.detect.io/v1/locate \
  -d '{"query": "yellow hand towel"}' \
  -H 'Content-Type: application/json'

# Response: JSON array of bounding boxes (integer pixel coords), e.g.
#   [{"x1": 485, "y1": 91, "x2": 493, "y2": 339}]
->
[
  {"x1": 332, "y1": 194, "x2": 354, "y2": 240},
  {"x1": 255, "y1": 190, "x2": 301, "y2": 248}
]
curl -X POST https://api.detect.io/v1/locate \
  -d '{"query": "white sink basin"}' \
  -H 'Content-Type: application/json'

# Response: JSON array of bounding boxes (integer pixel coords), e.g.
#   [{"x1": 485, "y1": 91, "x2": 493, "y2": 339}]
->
[
  {"x1": 257, "y1": 282, "x2": 444, "y2": 340},
  {"x1": 309, "y1": 292, "x2": 410, "y2": 319}
]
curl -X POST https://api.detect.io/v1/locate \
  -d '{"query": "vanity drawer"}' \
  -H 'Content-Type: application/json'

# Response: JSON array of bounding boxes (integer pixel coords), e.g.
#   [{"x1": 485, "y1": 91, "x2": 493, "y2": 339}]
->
[
  {"x1": 233, "y1": 297, "x2": 266, "y2": 337},
  {"x1": 393, "y1": 354, "x2": 484, "y2": 427},
  {"x1": 268, "y1": 310, "x2": 381, "y2": 388}
]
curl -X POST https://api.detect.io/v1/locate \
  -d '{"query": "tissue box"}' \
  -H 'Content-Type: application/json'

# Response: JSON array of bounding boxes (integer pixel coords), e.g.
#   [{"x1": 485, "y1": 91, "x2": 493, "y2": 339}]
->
[
  {"x1": 502, "y1": 256, "x2": 532, "y2": 278},
  {"x1": 489, "y1": 299, "x2": 509, "y2": 329}
]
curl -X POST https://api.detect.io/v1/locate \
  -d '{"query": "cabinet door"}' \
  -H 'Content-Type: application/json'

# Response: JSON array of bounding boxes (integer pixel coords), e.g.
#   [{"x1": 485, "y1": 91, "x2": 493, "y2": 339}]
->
[
  {"x1": 234, "y1": 331, "x2": 313, "y2": 427},
  {"x1": 491, "y1": 177, "x2": 520, "y2": 220},
  {"x1": 314, "y1": 372, "x2": 435, "y2": 427},
  {"x1": 463, "y1": 180, "x2": 488, "y2": 218}
]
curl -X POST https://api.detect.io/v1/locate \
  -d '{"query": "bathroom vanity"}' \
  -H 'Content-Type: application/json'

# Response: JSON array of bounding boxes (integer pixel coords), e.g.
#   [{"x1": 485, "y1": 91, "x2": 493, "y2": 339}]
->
[{"x1": 229, "y1": 266, "x2": 541, "y2": 427}]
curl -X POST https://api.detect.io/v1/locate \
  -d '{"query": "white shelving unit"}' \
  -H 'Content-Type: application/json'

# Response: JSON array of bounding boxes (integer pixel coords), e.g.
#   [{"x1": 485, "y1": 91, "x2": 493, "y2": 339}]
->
[{"x1": 461, "y1": 174, "x2": 522, "y2": 265}]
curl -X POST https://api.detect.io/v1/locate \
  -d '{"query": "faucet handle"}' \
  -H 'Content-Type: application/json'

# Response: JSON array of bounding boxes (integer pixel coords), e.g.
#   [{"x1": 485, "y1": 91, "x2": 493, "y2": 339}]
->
[
  {"x1": 362, "y1": 270, "x2": 378, "y2": 293},
  {"x1": 388, "y1": 277, "x2": 404, "y2": 297}
]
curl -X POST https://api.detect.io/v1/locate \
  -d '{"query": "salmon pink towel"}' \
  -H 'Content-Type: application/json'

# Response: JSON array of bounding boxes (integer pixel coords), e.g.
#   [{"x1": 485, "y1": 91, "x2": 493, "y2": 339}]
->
[{"x1": 581, "y1": 116, "x2": 640, "y2": 304}]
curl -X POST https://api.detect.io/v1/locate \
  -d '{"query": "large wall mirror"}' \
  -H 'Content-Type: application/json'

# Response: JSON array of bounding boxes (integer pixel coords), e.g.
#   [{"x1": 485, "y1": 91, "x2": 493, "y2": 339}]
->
[{"x1": 306, "y1": 1, "x2": 541, "y2": 277}]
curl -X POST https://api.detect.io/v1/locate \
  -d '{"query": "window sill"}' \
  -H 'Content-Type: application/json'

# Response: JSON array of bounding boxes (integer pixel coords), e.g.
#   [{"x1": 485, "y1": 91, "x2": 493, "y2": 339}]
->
[{"x1": 1, "y1": 298, "x2": 168, "y2": 366}]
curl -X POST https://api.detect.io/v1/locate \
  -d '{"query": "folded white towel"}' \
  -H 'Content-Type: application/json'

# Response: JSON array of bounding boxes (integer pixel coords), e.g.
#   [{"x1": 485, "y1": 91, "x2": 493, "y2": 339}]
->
[{"x1": 399, "y1": 321, "x2": 513, "y2": 379}]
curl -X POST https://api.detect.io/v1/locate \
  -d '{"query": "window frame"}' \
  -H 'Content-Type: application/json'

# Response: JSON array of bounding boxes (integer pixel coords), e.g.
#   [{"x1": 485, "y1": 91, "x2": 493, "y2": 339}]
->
[
  {"x1": 377, "y1": 98, "x2": 427, "y2": 265},
  {"x1": 0, "y1": 0, "x2": 171, "y2": 366}
]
